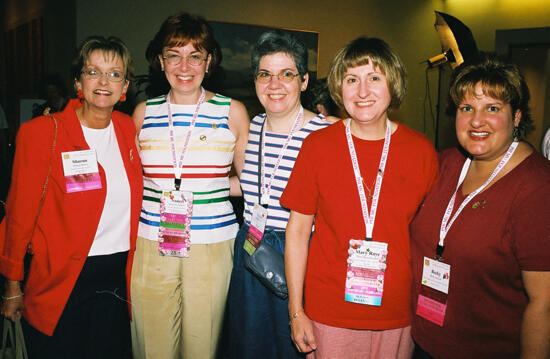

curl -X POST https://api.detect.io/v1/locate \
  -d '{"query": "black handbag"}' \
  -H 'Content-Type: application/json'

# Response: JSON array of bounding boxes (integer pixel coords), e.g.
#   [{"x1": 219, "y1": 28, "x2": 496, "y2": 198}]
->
[{"x1": 244, "y1": 241, "x2": 288, "y2": 299}]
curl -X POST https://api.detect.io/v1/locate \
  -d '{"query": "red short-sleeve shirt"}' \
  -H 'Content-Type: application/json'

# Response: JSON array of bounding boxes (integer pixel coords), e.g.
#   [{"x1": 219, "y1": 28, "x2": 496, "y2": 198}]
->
[
  {"x1": 281, "y1": 121, "x2": 438, "y2": 329},
  {"x1": 411, "y1": 148, "x2": 550, "y2": 359}
]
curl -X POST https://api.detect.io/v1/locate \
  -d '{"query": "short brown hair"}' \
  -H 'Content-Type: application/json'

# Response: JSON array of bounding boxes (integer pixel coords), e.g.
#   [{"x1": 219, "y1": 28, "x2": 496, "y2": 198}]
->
[
  {"x1": 146, "y1": 12, "x2": 220, "y2": 75},
  {"x1": 448, "y1": 53, "x2": 532, "y2": 140},
  {"x1": 327, "y1": 37, "x2": 406, "y2": 111},
  {"x1": 71, "y1": 36, "x2": 134, "y2": 82}
]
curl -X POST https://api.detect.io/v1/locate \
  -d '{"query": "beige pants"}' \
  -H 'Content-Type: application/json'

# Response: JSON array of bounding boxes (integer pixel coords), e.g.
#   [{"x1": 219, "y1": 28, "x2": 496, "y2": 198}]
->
[{"x1": 130, "y1": 236, "x2": 234, "y2": 359}]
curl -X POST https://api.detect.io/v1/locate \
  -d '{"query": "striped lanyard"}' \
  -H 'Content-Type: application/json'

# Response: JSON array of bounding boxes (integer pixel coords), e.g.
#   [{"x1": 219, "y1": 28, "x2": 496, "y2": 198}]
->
[
  {"x1": 346, "y1": 118, "x2": 391, "y2": 240},
  {"x1": 437, "y1": 141, "x2": 518, "y2": 258},
  {"x1": 166, "y1": 88, "x2": 206, "y2": 190},
  {"x1": 259, "y1": 107, "x2": 304, "y2": 205}
]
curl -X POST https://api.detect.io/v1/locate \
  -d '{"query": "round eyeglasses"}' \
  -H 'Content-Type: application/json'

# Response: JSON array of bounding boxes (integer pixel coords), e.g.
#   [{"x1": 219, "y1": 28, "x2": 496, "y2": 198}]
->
[
  {"x1": 81, "y1": 69, "x2": 125, "y2": 82},
  {"x1": 255, "y1": 70, "x2": 301, "y2": 84},
  {"x1": 162, "y1": 53, "x2": 207, "y2": 67}
]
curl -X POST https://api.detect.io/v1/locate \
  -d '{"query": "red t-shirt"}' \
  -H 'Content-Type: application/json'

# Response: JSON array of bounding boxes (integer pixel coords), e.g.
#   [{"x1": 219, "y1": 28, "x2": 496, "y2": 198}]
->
[
  {"x1": 281, "y1": 121, "x2": 438, "y2": 329},
  {"x1": 411, "y1": 148, "x2": 550, "y2": 359}
]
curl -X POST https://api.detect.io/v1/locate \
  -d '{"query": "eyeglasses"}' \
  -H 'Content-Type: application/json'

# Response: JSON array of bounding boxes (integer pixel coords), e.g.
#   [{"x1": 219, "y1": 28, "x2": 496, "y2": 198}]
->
[
  {"x1": 255, "y1": 70, "x2": 301, "y2": 84},
  {"x1": 162, "y1": 53, "x2": 207, "y2": 67},
  {"x1": 81, "y1": 69, "x2": 125, "y2": 82}
]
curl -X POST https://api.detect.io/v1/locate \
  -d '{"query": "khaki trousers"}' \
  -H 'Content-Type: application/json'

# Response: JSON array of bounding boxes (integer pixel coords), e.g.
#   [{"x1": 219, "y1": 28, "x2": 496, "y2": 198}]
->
[{"x1": 130, "y1": 236, "x2": 234, "y2": 359}]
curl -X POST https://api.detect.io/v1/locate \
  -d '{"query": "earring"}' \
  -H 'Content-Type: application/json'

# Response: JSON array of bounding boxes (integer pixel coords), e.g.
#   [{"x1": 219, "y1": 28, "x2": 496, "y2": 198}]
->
[
  {"x1": 513, "y1": 126, "x2": 520, "y2": 142},
  {"x1": 77, "y1": 89, "x2": 84, "y2": 100},
  {"x1": 205, "y1": 69, "x2": 209, "y2": 74},
  {"x1": 120, "y1": 93, "x2": 126, "y2": 102}
]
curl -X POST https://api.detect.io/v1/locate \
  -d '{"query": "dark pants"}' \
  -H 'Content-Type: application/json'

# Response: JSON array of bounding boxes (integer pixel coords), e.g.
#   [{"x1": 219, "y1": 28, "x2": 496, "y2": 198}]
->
[
  {"x1": 413, "y1": 342, "x2": 436, "y2": 359},
  {"x1": 23, "y1": 251, "x2": 130, "y2": 359},
  {"x1": 220, "y1": 224, "x2": 304, "y2": 359}
]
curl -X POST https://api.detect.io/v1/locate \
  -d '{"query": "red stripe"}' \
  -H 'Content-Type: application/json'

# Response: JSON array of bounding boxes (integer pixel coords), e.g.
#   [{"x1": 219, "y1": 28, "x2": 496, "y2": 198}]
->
[
  {"x1": 144, "y1": 171, "x2": 230, "y2": 178},
  {"x1": 143, "y1": 164, "x2": 230, "y2": 169}
]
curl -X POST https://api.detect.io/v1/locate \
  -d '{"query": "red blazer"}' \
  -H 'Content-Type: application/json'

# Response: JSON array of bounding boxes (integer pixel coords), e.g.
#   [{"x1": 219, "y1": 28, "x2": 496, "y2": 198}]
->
[{"x1": 0, "y1": 99, "x2": 143, "y2": 335}]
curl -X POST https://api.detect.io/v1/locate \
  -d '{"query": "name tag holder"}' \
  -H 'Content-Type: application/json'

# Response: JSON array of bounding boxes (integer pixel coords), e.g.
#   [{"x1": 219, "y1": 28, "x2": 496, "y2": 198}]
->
[{"x1": 158, "y1": 190, "x2": 193, "y2": 257}]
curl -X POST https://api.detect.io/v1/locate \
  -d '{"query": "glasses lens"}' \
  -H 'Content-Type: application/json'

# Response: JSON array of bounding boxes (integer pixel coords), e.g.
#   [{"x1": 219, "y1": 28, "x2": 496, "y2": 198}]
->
[
  {"x1": 83, "y1": 69, "x2": 100, "y2": 79},
  {"x1": 280, "y1": 71, "x2": 297, "y2": 83},
  {"x1": 164, "y1": 54, "x2": 182, "y2": 66},
  {"x1": 107, "y1": 71, "x2": 124, "y2": 82},
  {"x1": 256, "y1": 72, "x2": 272, "y2": 83},
  {"x1": 187, "y1": 54, "x2": 204, "y2": 66}
]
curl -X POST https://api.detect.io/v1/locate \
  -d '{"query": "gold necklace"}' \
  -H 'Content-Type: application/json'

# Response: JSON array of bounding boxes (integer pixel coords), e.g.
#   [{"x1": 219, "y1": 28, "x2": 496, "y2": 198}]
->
[{"x1": 361, "y1": 177, "x2": 376, "y2": 200}]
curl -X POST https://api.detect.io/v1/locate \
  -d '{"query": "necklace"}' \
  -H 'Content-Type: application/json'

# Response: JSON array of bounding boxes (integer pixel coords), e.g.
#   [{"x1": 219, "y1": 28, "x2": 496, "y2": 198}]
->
[{"x1": 361, "y1": 177, "x2": 376, "y2": 200}]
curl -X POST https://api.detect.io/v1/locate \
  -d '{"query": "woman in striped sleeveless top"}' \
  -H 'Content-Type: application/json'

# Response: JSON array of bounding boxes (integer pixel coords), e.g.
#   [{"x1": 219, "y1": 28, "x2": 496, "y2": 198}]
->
[
  {"x1": 220, "y1": 31, "x2": 335, "y2": 359},
  {"x1": 129, "y1": 12, "x2": 249, "y2": 359}
]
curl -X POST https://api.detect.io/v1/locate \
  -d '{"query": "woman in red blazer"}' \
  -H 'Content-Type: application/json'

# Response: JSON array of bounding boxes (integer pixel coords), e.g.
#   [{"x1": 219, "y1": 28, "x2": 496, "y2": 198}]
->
[{"x1": 0, "y1": 36, "x2": 143, "y2": 358}]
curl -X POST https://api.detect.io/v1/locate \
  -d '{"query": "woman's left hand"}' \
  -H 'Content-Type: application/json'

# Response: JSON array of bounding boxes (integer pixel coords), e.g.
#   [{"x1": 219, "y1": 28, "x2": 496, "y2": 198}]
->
[{"x1": 1, "y1": 280, "x2": 24, "y2": 321}]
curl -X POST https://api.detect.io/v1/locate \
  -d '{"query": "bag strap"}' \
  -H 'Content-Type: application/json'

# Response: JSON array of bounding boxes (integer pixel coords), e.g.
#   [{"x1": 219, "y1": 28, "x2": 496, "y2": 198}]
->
[
  {"x1": 1, "y1": 318, "x2": 15, "y2": 359},
  {"x1": 13, "y1": 317, "x2": 28, "y2": 359},
  {"x1": 36, "y1": 115, "x2": 58, "y2": 219},
  {"x1": 27, "y1": 115, "x2": 57, "y2": 254}
]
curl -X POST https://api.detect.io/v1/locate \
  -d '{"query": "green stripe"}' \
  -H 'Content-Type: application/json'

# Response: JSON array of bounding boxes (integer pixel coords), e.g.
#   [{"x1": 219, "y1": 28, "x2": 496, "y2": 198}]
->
[
  {"x1": 215, "y1": 94, "x2": 230, "y2": 99},
  {"x1": 143, "y1": 195, "x2": 160, "y2": 203},
  {"x1": 146, "y1": 95, "x2": 166, "y2": 106},
  {"x1": 208, "y1": 99, "x2": 231, "y2": 106},
  {"x1": 193, "y1": 196, "x2": 229, "y2": 204},
  {"x1": 194, "y1": 187, "x2": 229, "y2": 195},
  {"x1": 144, "y1": 187, "x2": 163, "y2": 194}
]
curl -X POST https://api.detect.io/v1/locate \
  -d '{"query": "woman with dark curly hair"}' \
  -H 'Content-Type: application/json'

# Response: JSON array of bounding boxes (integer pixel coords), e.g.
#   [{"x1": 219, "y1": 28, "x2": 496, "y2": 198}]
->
[{"x1": 410, "y1": 53, "x2": 550, "y2": 359}]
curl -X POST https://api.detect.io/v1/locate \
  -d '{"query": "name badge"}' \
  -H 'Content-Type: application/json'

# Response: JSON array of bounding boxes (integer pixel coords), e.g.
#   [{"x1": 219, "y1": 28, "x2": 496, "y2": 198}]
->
[
  {"x1": 345, "y1": 239, "x2": 388, "y2": 306},
  {"x1": 158, "y1": 190, "x2": 193, "y2": 257},
  {"x1": 244, "y1": 203, "x2": 267, "y2": 255},
  {"x1": 416, "y1": 256, "x2": 451, "y2": 326},
  {"x1": 61, "y1": 150, "x2": 102, "y2": 193}
]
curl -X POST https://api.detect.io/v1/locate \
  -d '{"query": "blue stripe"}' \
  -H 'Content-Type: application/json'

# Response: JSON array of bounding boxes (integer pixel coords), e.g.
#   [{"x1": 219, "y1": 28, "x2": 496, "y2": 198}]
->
[
  {"x1": 264, "y1": 152, "x2": 297, "y2": 162},
  {"x1": 191, "y1": 218, "x2": 237, "y2": 230},
  {"x1": 140, "y1": 217, "x2": 237, "y2": 230},
  {"x1": 193, "y1": 212, "x2": 235, "y2": 220},
  {"x1": 243, "y1": 160, "x2": 293, "y2": 172},
  {"x1": 142, "y1": 122, "x2": 229, "y2": 130},
  {"x1": 141, "y1": 209, "x2": 160, "y2": 217},
  {"x1": 144, "y1": 113, "x2": 228, "y2": 121}
]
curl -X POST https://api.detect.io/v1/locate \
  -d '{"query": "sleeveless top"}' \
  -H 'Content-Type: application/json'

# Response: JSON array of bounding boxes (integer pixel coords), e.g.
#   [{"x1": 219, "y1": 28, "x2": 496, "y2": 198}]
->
[
  {"x1": 138, "y1": 93, "x2": 238, "y2": 244},
  {"x1": 240, "y1": 114, "x2": 331, "y2": 231}
]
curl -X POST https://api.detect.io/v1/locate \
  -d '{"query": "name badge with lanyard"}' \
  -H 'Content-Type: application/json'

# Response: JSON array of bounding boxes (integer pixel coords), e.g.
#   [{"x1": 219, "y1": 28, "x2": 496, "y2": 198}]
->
[
  {"x1": 344, "y1": 118, "x2": 391, "y2": 306},
  {"x1": 158, "y1": 89, "x2": 205, "y2": 257},
  {"x1": 416, "y1": 141, "x2": 518, "y2": 325},
  {"x1": 243, "y1": 108, "x2": 304, "y2": 255}
]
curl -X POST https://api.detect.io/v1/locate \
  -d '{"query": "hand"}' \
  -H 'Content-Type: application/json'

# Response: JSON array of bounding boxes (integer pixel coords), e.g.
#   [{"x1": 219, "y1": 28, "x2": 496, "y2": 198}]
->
[
  {"x1": 290, "y1": 310, "x2": 317, "y2": 353},
  {"x1": 1, "y1": 281, "x2": 24, "y2": 321}
]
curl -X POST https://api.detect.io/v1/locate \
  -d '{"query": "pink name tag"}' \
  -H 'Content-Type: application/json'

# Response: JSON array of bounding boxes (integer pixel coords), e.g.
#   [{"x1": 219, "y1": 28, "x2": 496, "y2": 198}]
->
[
  {"x1": 417, "y1": 294, "x2": 446, "y2": 326},
  {"x1": 61, "y1": 150, "x2": 102, "y2": 193}
]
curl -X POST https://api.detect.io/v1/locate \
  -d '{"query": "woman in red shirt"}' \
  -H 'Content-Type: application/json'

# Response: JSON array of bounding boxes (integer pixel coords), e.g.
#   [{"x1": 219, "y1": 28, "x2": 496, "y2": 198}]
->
[
  {"x1": 410, "y1": 54, "x2": 550, "y2": 359},
  {"x1": 281, "y1": 37, "x2": 438, "y2": 358}
]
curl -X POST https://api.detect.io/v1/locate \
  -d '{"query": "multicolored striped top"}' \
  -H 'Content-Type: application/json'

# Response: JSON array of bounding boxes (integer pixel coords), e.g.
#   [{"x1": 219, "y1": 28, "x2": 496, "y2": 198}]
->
[
  {"x1": 241, "y1": 114, "x2": 331, "y2": 230},
  {"x1": 138, "y1": 93, "x2": 238, "y2": 244}
]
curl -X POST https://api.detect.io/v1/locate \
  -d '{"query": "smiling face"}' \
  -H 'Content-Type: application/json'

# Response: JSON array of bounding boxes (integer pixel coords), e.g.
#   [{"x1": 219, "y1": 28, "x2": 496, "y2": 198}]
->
[
  {"x1": 75, "y1": 50, "x2": 128, "y2": 111},
  {"x1": 455, "y1": 82, "x2": 521, "y2": 162},
  {"x1": 255, "y1": 52, "x2": 308, "y2": 119},
  {"x1": 159, "y1": 43, "x2": 211, "y2": 102},
  {"x1": 342, "y1": 61, "x2": 391, "y2": 127}
]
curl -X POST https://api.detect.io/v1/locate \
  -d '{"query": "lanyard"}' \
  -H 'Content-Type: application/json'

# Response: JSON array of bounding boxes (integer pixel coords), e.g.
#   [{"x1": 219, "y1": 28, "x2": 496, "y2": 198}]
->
[
  {"x1": 259, "y1": 107, "x2": 303, "y2": 205},
  {"x1": 166, "y1": 88, "x2": 206, "y2": 191},
  {"x1": 346, "y1": 118, "x2": 391, "y2": 240},
  {"x1": 437, "y1": 141, "x2": 518, "y2": 258}
]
